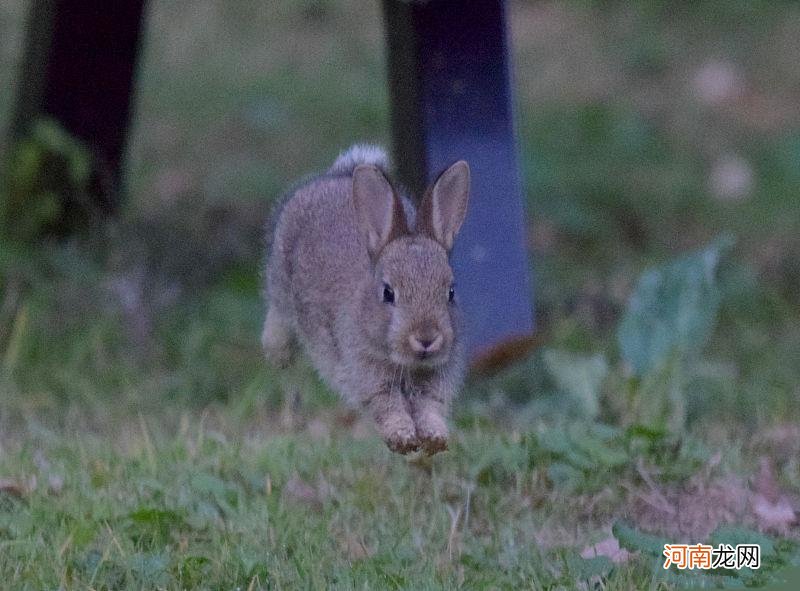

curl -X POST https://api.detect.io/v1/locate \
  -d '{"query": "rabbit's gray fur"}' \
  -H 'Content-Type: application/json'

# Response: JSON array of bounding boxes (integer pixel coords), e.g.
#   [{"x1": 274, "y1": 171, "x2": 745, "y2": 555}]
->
[
  {"x1": 329, "y1": 144, "x2": 390, "y2": 175},
  {"x1": 263, "y1": 144, "x2": 470, "y2": 454}
]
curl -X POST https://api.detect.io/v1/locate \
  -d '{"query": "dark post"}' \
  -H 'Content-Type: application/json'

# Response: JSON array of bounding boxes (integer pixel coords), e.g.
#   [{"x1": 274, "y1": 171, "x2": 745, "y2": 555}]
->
[
  {"x1": 383, "y1": 0, "x2": 535, "y2": 365},
  {"x1": 9, "y1": 0, "x2": 147, "y2": 216}
]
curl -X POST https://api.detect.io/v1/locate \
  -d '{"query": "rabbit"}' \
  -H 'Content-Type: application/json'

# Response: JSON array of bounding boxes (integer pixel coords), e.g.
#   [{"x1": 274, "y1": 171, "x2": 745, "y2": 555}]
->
[{"x1": 262, "y1": 144, "x2": 470, "y2": 455}]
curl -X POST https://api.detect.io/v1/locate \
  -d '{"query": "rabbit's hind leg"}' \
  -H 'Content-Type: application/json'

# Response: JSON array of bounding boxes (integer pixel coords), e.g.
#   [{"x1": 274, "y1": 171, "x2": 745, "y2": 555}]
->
[{"x1": 262, "y1": 305, "x2": 296, "y2": 368}]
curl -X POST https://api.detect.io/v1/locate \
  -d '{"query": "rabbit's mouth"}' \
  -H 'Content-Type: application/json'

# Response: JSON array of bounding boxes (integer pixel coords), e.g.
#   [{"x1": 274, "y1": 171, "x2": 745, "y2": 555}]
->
[
  {"x1": 415, "y1": 350, "x2": 439, "y2": 364},
  {"x1": 391, "y1": 350, "x2": 449, "y2": 369}
]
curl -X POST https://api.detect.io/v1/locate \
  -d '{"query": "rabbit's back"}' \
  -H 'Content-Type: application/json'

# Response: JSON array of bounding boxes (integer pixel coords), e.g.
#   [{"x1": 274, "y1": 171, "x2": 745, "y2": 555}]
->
[{"x1": 267, "y1": 175, "x2": 368, "y2": 377}]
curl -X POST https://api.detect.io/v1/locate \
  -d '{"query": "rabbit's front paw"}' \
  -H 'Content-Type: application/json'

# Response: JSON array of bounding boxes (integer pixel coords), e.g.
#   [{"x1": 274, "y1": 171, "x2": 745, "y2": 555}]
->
[
  {"x1": 385, "y1": 429, "x2": 420, "y2": 454},
  {"x1": 414, "y1": 412, "x2": 449, "y2": 456},
  {"x1": 420, "y1": 433, "x2": 448, "y2": 455},
  {"x1": 369, "y1": 397, "x2": 420, "y2": 454},
  {"x1": 378, "y1": 417, "x2": 420, "y2": 454}
]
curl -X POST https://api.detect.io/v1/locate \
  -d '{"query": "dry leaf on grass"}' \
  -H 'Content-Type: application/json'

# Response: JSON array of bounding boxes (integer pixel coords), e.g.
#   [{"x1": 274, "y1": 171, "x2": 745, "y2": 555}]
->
[
  {"x1": 48, "y1": 474, "x2": 65, "y2": 495},
  {"x1": 338, "y1": 533, "x2": 374, "y2": 561},
  {"x1": 751, "y1": 457, "x2": 797, "y2": 533},
  {"x1": 754, "y1": 457, "x2": 782, "y2": 502},
  {"x1": 627, "y1": 473, "x2": 751, "y2": 540},
  {"x1": 752, "y1": 494, "x2": 796, "y2": 533},
  {"x1": 0, "y1": 476, "x2": 36, "y2": 497},
  {"x1": 581, "y1": 536, "x2": 632, "y2": 564},
  {"x1": 306, "y1": 419, "x2": 330, "y2": 441},
  {"x1": 281, "y1": 473, "x2": 334, "y2": 511},
  {"x1": 0, "y1": 478, "x2": 27, "y2": 497},
  {"x1": 626, "y1": 455, "x2": 799, "y2": 540},
  {"x1": 282, "y1": 474, "x2": 319, "y2": 508}
]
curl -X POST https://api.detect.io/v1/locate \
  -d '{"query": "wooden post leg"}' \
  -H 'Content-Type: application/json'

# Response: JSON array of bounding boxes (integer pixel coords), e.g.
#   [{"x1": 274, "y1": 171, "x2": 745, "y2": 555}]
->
[{"x1": 9, "y1": 0, "x2": 147, "y2": 230}]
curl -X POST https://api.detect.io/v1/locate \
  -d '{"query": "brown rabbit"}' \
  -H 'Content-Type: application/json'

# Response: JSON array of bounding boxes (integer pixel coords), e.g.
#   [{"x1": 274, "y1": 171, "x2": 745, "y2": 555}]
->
[{"x1": 262, "y1": 145, "x2": 470, "y2": 454}]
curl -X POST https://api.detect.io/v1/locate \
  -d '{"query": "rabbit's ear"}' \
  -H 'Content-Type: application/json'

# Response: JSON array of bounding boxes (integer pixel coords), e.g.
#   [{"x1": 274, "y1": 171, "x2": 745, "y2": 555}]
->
[
  {"x1": 419, "y1": 161, "x2": 470, "y2": 251},
  {"x1": 352, "y1": 164, "x2": 407, "y2": 257}
]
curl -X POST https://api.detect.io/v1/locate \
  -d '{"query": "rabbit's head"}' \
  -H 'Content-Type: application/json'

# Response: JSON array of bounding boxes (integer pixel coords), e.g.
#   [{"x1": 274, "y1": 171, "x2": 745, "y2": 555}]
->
[{"x1": 352, "y1": 161, "x2": 470, "y2": 368}]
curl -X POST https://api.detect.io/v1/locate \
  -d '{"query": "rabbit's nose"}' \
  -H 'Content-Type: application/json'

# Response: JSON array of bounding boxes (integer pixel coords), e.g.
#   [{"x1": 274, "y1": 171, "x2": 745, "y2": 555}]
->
[{"x1": 409, "y1": 333, "x2": 443, "y2": 354}]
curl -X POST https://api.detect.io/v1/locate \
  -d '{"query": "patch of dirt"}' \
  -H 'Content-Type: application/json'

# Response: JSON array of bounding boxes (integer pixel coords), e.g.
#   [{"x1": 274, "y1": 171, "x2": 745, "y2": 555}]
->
[{"x1": 625, "y1": 460, "x2": 798, "y2": 541}]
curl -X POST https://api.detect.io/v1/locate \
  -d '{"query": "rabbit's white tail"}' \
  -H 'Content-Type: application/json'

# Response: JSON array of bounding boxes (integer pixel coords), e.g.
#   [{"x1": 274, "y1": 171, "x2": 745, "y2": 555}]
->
[{"x1": 329, "y1": 144, "x2": 390, "y2": 175}]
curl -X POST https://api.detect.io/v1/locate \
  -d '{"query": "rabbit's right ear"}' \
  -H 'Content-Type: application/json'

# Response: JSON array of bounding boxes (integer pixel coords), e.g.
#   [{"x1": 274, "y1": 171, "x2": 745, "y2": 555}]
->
[
  {"x1": 352, "y1": 164, "x2": 406, "y2": 258},
  {"x1": 418, "y1": 160, "x2": 470, "y2": 252}
]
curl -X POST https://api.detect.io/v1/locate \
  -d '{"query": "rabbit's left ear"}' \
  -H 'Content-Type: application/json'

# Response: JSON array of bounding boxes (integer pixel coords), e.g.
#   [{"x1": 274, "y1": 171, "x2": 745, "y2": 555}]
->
[
  {"x1": 418, "y1": 161, "x2": 470, "y2": 251},
  {"x1": 352, "y1": 164, "x2": 407, "y2": 258}
]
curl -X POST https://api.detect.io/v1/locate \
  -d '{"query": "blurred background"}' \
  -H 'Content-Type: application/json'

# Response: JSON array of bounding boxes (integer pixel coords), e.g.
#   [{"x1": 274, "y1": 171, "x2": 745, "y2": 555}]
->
[
  {"x1": 1, "y1": 1, "x2": 799, "y2": 587},
  {"x1": 2, "y1": 0, "x2": 798, "y2": 425}
]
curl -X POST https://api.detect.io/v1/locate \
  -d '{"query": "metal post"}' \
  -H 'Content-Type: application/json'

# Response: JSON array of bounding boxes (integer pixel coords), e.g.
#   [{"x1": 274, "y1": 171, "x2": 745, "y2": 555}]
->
[{"x1": 383, "y1": 0, "x2": 535, "y2": 365}]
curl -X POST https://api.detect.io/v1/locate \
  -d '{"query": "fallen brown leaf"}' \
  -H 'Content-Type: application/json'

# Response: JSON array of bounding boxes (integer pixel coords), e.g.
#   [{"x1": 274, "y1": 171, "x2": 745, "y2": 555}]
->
[
  {"x1": 752, "y1": 494, "x2": 796, "y2": 534},
  {"x1": 281, "y1": 474, "x2": 324, "y2": 511},
  {"x1": 753, "y1": 457, "x2": 781, "y2": 503},
  {"x1": 0, "y1": 478, "x2": 26, "y2": 497},
  {"x1": 339, "y1": 533, "x2": 373, "y2": 561},
  {"x1": 750, "y1": 456, "x2": 797, "y2": 533},
  {"x1": 48, "y1": 474, "x2": 64, "y2": 495},
  {"x1": 0, "y1": 475, "x2": 36, "y2": 497},
  {"x1": 581, "y1": 536, "x2": 632, "y2": 564}
]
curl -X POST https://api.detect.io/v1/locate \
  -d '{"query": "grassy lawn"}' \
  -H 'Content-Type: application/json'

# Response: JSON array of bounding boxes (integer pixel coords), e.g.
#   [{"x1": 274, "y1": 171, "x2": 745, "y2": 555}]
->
[
  {"x1": 0, "y1": 414, "x2": 694, "y2": 589},
  {"x1": 2, "y1": 1, "x2": 800, "y2": 589}
]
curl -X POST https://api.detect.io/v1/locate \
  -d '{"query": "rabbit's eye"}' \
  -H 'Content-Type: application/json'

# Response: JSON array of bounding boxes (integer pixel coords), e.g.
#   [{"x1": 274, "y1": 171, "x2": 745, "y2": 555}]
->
[
  {"x1": 382, "y1": 283, "x2": 395, "y2": 304},
  {"x1": 448, "y1": 285, "x2": 455, "y2": 302}
]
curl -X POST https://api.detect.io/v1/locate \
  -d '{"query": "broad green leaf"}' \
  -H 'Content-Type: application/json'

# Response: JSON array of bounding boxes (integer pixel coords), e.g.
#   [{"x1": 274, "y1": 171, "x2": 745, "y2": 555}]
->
[
  {"x1": 543, "y1": 349, "x2": 608, "y2": 419},
  {"x1": 630, "y1": 352, "x2": 687, "y2": 432},
  {"x1": 568, "y1": 425, "x2": 629, "y2": 468},
  {"x1": 128, "y1": 551, "x2": 169, "y2": 586},
  {"x1": 710, "y1": 525, "x2": 775, "y2": 557},
  {"x1": 536, "y1": 429, "x2": 594, "y2": 470},
  {"x1": 547, "y1": 462, "x2": 583, "y2": 489},
  {"x1": 563, "y1": 553, "x2": 614, "y2": 581},
  {"x1": 126, "y1": 507, "x2": 189, "y2": 541},
  {"x1": 612, "y1": 520, "x2": 669, "y2": 556},
  {"x1": 625, "y1": 424, "x2": 668, "y2": 444},
  {"x1": 765, "y1": 565, "x2": 800, "y2": 590},
  {"x1": 617, "y1": 236, "x2": 733, "y2": 376},
  {"x1": 657, "y1": 568, "x2": 744, "y2": 588},
  {"x1": 535, "y1": 423, "x2": 629, "y2": 479},
  {"x1": 191, "y1": 472, "x2": 228, "y2": 499}
]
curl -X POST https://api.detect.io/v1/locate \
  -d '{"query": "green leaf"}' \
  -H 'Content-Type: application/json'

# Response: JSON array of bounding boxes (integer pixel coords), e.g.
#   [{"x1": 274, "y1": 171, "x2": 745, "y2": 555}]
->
[
  {"x1": 625, "y1": 424, "x2": 668, "y2": 444},
  {"x1": 69, "y1": 521, "x2": 98, "y2": 549},
  {"x1": 657, "y1": 568, "x2": 743, "y2": 588},
  {"x1": 543, "y1": 349, "x2": 608, "y2": 420},
  {"x1": 128, "y1": 507, "x2": 185, "y2": 528},
  {"x1": 537, "y1": 429, "x2": 594, "y2": 470},
  {"x1": 710, "y1": 525, "x2": 775, "y2": 557},
  {"x1": 191, "y1": 472, "x2": 228, "y2": 499},
  {"x1": 238, "y1": 552, "x2": 270, "y2": 582},
  {"x1": 128, "y1": 551, "x2": 169, "y2": 586},
  {"x1": 612, "y1": 520, "x2": 669, "y2": 556},
  {"x1": 190, "y1": 472, "x2": 237, "y2": 515},
  {"x1": 568, "y1": 425, "x2": 629, "y2": 468},
  {"x1": 176, "y1": 555, "x2": 211, "y2": 587},
  {"x1": 563, "y1": 553, "x2": 614, "y2": 581},
  {"x1": 547, "y1": 462, "x2": 583, "y2": 489},
  {"x1": 617, "y1": 236, "x2": 734, "y2": 376},
  {"x1": 126, "y1": 507, "x2": 189, "y2": 542}
]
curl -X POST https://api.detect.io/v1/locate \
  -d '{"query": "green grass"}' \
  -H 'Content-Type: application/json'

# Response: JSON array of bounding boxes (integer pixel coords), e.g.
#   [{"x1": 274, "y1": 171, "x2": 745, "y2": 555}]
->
[
  {"x1": 0, "y1": 418, "x2": 617, "y2": 589},
  {"x1": 2, "y1": 407, "x2": 798, "y2": 589},
  {"x1": 2, "y1": 0, "x2": 800, "y2": 588}
]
